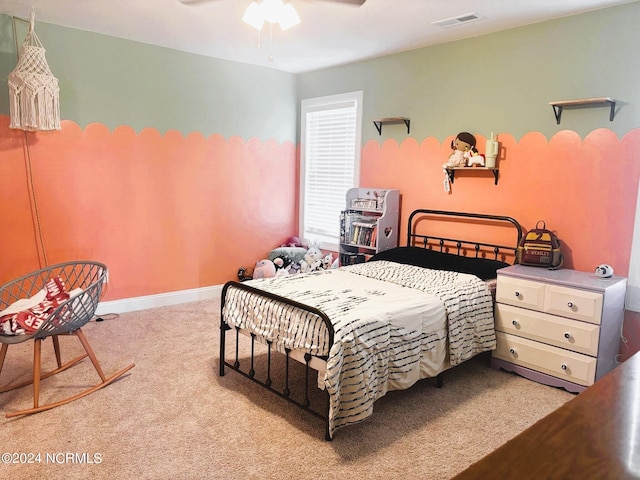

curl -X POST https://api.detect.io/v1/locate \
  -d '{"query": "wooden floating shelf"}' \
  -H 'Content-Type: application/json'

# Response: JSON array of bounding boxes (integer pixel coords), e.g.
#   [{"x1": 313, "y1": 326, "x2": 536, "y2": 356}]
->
[
  {"x1": 549, "y1": 97, "x2": 616, "y2": 124},
  {"x1": 446, "y1": 167, "x2": 499, "y2": 185},
  {"x1": 372, "y1": 117, "x2": 410, "y2": 135}
]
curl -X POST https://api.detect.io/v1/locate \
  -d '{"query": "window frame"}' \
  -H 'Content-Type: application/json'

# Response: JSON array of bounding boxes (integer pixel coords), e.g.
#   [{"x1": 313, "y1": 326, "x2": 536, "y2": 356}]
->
[
  {"x1": 299, "y1": 90, "x2": 363, "y2": 251},
  {"x1": 626, "y1": 178, "x2": 640, "y2": 312}
]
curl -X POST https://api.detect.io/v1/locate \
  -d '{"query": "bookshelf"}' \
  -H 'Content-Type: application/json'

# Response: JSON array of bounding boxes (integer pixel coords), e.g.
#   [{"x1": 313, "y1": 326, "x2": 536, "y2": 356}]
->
[{"x1": 339, "y1": 188, "x2": 400, "y2": 266}]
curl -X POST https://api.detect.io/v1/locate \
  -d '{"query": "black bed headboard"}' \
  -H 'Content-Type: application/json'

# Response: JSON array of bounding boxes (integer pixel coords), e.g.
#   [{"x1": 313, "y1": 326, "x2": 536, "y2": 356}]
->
[{"x1": 406, "y1": 209, "x2": 523, "y2": 262}]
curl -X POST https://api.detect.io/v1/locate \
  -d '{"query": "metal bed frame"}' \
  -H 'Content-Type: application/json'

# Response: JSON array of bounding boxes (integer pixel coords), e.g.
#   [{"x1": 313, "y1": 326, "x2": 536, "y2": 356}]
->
[
  {"x1": 407, "y1": 209, "x2": 523, "y2": 259},
  {"x1": 219, "y1": 209, "x2": 523, "y2": 440}
]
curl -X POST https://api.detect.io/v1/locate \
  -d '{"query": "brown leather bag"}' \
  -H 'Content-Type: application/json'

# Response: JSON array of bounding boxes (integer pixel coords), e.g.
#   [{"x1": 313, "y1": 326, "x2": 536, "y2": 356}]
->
[{"x1": 516, "y1": 221, "x2": 563, "y2": 269}]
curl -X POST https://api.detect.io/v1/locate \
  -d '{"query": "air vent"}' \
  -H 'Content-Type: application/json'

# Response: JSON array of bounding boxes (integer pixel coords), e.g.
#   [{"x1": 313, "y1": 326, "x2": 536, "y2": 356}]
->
[{"x1": 432, "y1": 12, "x2": 481, "y2": 28}]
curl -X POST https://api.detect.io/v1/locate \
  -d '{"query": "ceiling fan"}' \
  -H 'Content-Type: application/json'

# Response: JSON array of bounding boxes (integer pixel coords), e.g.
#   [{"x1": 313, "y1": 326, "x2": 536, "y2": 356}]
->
[
  {"x1": 180, "y1": 0, "x2": 367, "y2": 61},
  {"x1": 180, "y1": 0, "x2": 366, "y2": 5},
  {"x1": 180, "y1": 0, "x2": 366, "y2": 29}
]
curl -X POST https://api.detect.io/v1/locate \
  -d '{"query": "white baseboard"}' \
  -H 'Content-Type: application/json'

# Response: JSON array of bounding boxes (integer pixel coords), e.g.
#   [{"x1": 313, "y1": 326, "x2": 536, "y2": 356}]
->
[{"x1": 95, "y1": 284, "x2": 223, "y2": 315}]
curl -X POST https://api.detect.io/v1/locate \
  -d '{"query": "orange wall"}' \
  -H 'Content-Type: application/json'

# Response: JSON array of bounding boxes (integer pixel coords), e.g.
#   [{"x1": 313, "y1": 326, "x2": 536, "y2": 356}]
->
[
  {"x1": 3, "y1": 118, "x2": 639, "y2": 290},
  {"x1": 361, "y1": 129, "x2": 640, "y2": 277},
  {"x1": 360, "y1": 128, "x2": 640, "y2": 360},
  {"x1": 2, "y1": 115, "x2": 639, "y2": 357},
  {"x1": 0, "y1": 115, "x2": 297, "y2": 301}
]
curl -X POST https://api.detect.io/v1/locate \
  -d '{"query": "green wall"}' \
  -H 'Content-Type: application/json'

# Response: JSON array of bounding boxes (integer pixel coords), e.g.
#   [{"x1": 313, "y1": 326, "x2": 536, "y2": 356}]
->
[
  {"x1": 2, "y1": 3, "x2": 639, "y2": 144},
  {"x1": 0, "y1": 15, "x2": 297, "y2": 143},
  {"x1": 296, "y1": 2, "x2": 640, "y2": 143}
]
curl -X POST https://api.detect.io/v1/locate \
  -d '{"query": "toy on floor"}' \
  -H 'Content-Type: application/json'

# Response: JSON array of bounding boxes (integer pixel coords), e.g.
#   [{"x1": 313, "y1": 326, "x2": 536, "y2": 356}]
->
[
  {"x1": 287, "y1": 262, "x2": 301, "y2": 275},
  {"x1": 300, "y1": 244, "x2": 324, "y2": 273},
  {"x1": 237, "y1": 266, "x2": 254, "y2": 282},
  {"x1": 322, "y1": 253, "x2": 334, "y2": 270},
  {"x1": 282, "y1": 236, "x2": 303, "y2": 247},
  {"x1": 273, "y1": 256, "x2": 291, "y2": 276},
  {"x1": 239, "y1": 240, "x2": 337, "y2": 281},
  {"x1": 252, "y1": 259, "x2": 276, "y2": 279}
]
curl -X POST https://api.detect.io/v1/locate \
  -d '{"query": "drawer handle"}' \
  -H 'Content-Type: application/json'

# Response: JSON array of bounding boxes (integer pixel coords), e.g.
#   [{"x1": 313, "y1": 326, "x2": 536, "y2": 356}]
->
[
  {"x1": 512, "y1": 320, "x2": 519, "y2": 327},
  {"x1": 567, "y1": 301, "x2": 574, "y2": 308},
  {"x1": 564, "y1": 332, "x2": 572, "y2": 340},
  {"x1": 509, "y1": 348, "x2": 517, "y2": 356},
  {"x1": 514, "y1": 291, "x2": 521, "y2": 298},
  {"x1": 561, "y1": 364, "x2": 568, "y2": 371}
]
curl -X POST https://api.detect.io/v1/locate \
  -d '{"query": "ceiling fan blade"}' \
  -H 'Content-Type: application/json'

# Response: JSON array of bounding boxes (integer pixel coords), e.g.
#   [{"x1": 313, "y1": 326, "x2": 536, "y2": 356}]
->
[
  {"x1": 180, "y1": 0, "x2": 367, "y2": 6},
  {"x1": 315, "y1": 0, "x2": 367, "y2": 5},
  {"x1": 179, "y1": 0, "x2": 220, "y2": 5}
]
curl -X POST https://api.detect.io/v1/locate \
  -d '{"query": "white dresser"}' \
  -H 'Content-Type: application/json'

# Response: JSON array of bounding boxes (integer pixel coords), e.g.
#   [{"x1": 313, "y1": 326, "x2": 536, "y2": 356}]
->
[{"x1": 491, "y1": 264, "x2": 627, "y2": 393}]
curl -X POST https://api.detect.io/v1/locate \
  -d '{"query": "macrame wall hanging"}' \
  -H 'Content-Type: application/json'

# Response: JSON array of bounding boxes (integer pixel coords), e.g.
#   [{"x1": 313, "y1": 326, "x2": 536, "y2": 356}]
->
[{"x1": 8, "y1": 11, "x2": 61, "y2": 131}]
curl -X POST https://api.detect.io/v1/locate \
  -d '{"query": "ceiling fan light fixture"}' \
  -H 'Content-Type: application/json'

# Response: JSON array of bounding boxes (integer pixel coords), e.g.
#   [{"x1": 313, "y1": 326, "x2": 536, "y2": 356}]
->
[
  {"x1": 279, "y1": 3, "x2": 301, "y2": 30},
  {"x1": 242, "y1": 2, "x2": 265, "y2": 30},
  {"x1": 242, "y1": 0, "x2": 300, "y2": 31},
  {"x1": 262, "y1": 0, "x2": 284, "y2": 23}
]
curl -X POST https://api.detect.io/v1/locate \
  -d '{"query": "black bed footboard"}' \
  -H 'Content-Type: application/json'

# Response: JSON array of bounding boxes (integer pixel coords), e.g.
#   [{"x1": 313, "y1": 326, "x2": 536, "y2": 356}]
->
[{"x1": 219, "y1": 280, "x2": 335, "y2": 441}]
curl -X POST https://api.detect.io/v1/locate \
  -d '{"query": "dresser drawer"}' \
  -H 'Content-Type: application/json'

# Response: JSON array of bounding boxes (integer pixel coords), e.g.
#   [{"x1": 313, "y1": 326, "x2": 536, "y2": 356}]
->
[
  {"x1": 497, "y1": 275, "x2": 603, "y2": 324},
  {"x1": 543, "y1": 284, "x2": 603, "y2": 324},
  {"x1": 494, "y1": 332, "x2": 596, "y2": 386},
  {"x1": 495, "y1": 303, "x2": 600, "y2": 356},
  {"x1": 495, "y1": 276, "x2": 545, "y2": 311}
]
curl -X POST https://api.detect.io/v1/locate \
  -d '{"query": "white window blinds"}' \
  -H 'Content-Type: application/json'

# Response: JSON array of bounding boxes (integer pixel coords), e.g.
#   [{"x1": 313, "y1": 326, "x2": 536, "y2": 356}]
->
[{"x1": 300, "y1": 92, "x2": 362, "y2": 249}]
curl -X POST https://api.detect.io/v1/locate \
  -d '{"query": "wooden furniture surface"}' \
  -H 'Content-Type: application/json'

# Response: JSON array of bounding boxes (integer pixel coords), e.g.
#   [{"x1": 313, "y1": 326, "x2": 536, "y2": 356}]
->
[
  {"x1": 549, "y1": 97, "x2": 616, "y2": 124},
  {"x1": 445, "y1": 166, "x2": 500, "y2": 185},
  {"x1": 492, "y1": 265, "x2": 626, "y2": 392},
  {"x1": 453, "y1": 351, "x2": 640, "y2": 480}
]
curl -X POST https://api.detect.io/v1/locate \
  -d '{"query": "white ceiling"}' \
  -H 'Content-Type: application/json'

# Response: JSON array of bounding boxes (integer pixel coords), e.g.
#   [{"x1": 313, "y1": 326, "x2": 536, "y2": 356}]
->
[{"x1": 0, "y1": 0, "x2": 636, "y2": 73}]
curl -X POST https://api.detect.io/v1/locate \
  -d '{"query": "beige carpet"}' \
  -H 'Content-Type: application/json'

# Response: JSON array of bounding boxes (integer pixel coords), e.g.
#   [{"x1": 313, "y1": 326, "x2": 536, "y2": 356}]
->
[{"x1": 0, "y1": 297, "x2": 573, "y2": 479}]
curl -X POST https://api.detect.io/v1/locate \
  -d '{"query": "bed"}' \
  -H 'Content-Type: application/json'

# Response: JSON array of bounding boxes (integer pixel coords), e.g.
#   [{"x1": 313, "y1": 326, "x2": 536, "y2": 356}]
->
[{"x1": 219, "y1": 209, "x2": 523, "y2": 440}]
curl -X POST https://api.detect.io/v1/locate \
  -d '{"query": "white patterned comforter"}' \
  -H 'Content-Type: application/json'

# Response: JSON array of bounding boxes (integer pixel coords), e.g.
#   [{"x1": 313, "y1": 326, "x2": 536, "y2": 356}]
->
[{"x1": 221, "y1": 260, "x2": 495, "y2": 437}]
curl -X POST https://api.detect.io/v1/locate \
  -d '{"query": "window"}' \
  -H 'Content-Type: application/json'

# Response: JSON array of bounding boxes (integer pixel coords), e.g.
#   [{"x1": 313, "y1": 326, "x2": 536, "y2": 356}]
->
[
  {"x1": 626, "y1": 178, "x2": 640, "y2": 312},
  {"x1": 300, "y1": 91, "x2": 363, "y2": 250}
]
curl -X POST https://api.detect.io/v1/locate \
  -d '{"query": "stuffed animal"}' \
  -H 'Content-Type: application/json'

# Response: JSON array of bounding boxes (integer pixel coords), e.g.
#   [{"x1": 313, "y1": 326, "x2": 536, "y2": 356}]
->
[
  {"x1": 287, "y1": 262, "x2": 301, "y2": 275},
  {"x1": 468, "y1": 150, "x2": 485, "y2": 167},
  {"x1": 272, "y1": 255, "x2": 295, "y2": 277},
  {"x1": 252, "y1": 259, "x2": 276, "y2": 279},
  {"x1": 322, "y1": 253, "x2": 333, "y2": 270},
  {"x1": 237, "y1": 266, "x2": 253, "y2": 282},
  {"x1": 275, "y1": 266, "x2": 290, "y2": 277},
  {"x1": 443, "y1": 132, "x2": 477, "y2": 169},
  {"x1": 272, "y1": 255, "x2": 291, "y2": 271},
  {"x1": 301, "y1": 244, "x2": 324, "y2": 272},
  {"x1": 444, "y1": 149, "x2": 467, "y2": 168},
  {"x1": 282, "y1": 236, "x2": 303, "y2": 248}
]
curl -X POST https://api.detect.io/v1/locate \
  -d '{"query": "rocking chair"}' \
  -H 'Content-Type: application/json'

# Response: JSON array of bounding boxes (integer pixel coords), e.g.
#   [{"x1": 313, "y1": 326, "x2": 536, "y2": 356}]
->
[{"x1": 0, "y1": 261, "x2": 135, "y2": 417}]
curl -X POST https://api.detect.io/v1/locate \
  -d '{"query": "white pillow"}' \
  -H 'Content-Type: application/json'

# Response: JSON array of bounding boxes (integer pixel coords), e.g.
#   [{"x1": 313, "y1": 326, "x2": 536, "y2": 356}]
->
[{"x1": 0, "y1": 289, "x2": 47, "y2": 318}]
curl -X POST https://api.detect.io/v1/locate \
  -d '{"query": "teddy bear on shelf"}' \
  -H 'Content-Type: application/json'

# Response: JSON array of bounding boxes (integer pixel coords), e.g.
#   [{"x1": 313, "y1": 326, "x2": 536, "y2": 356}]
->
[{"x1": 467, "y1": 149, "x2": 485, "y2": 167}]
